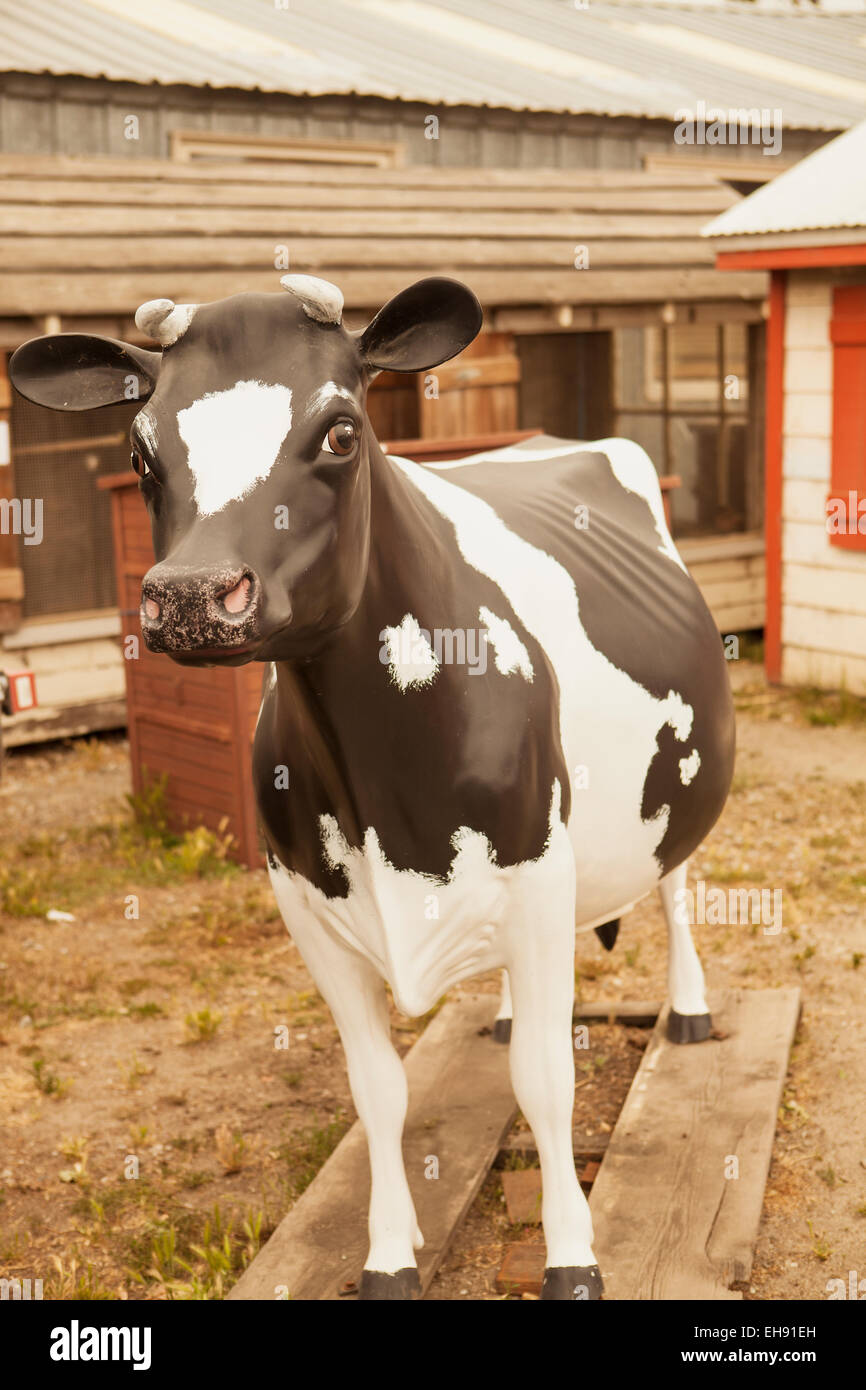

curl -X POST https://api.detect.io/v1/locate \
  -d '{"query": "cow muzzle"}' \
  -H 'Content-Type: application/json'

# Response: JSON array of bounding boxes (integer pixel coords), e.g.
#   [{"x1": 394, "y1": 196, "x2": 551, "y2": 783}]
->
[{"x1": 140, "y1": 563, "x2": 263, "y2": 658}]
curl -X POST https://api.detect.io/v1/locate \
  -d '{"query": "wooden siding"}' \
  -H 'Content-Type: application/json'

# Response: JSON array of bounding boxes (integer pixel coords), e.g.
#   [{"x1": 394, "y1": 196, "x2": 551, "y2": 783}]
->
[
  {"x1": 780, "y1": 270, "x2": 866, "y2": 695},
  {"x1": 678, "y1": 533, "x2": 765, "y2": 634},
  {"x1": 0, "y1": 154, "x2": 761, "y2": 321},
  {"x1": 0, "y1": 75, "x2": 829, "y2": 170}
]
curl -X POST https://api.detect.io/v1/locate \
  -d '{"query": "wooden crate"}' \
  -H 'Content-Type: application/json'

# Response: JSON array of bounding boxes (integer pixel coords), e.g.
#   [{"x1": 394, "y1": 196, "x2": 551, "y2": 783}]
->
[{"x1": 98, "y1": 473, "x2": 264, "y2": 868}]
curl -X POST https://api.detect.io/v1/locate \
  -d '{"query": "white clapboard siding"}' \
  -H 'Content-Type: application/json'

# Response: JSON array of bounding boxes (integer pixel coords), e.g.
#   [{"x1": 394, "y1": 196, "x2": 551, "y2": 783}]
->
[
  {"x1": 783, "y1": 519, "x2": 866, "y2": 572},
  {"x1": 783, "y1": 435, "x2": 831, "y2": 482},
  {"x1": 783, "y1": 347, "x2": 832, "y2": 397},
  {"x1": 778, "y1": 270, "x2": 866, "y2": 693},
  {"x1": 783, "y1": 604, "x2": 866, "y2": 661},
  {"x1": 783, "y1": 391, "x2": 831, "y2": 440},
  {"x1": 782, "y1": 476, "x2": 830, "y2": 525},
  {"x1": 783, "y1": 645, "x2": 866, "y2": 696},
  {"x1": 784, "y1": 562, "x2": 866, "y2": 618}
]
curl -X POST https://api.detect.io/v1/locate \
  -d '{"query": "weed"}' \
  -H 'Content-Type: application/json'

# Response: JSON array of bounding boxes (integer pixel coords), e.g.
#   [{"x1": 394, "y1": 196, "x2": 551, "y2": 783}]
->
[{"x1": 184, "y1": 1007, "x2": 222, "y2": 1043}]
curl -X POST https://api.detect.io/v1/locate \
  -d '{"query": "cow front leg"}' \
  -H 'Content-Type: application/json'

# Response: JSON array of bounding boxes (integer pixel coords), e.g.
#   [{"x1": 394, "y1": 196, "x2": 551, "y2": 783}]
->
[
  {"x1": 504, "y1": 851, "x2": 602, "y2": 1301},
  {"x1": 659, "y1": 859, "x2": 712, "y2": 1044},
  {"x1": 270, "y1": 896, "x2": 422, "y2": 1298}
]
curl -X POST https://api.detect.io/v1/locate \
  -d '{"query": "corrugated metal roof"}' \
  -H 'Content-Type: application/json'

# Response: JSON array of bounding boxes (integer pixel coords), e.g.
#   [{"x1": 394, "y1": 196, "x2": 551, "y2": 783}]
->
[
  {"x1": 703, "y1": 118, "x2": 866, "y2": 234},
  {"x1": 0, "y1": 0, "x2": 864, "y2": 131}
]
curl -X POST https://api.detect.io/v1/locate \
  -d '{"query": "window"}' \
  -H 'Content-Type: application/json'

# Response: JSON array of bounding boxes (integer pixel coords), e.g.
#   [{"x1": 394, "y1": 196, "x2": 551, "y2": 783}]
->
[
  {"x1": 828, "y1": 285, "x2": 866, "y2": 551},
  {"x1": 169, "y1": 129, "x2": 404, "y2": 168},
  {"x1": 613, "y1": 321, "x2": 759, "y2": 538}
]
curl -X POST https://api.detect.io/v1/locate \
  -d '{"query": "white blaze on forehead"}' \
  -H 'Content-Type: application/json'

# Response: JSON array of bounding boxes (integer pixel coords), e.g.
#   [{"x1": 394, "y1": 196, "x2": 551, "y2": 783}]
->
[
  {"x1": 479, "y1": 606, "x2": 533, "y2": 680},
  {"x1": 177, "y1": 380, "x2": 293, "y2": 517},
  {"x1": 306, "y1": 381, "x2": 357, "y2": 415},
  {"x1": 381, "y1": 613, "x2": 439, "y2": 691}
]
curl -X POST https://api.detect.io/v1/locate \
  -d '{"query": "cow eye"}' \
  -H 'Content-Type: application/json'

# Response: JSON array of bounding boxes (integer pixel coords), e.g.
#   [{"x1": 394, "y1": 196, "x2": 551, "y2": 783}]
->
[
  {"x1": 130, "y1": 449, "x2": 151, "y2": 479},
  {"x1": 322, "y1": 419, "x2": 357, "y2": 457}
]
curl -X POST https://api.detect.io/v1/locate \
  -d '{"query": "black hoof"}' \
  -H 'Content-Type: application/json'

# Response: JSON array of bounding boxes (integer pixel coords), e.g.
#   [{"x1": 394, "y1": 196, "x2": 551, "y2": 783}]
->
[
  {"x1": 358, "y1": 1267, "x2": 421, "y2": 1300},
  {"x1": 594, "y1": 918, "x2": 620, "y2": 952},
  {"x1": 492, "y1": 1017, "x2": 512, "y2": 1044},
  {"x1": 667, "y1": 1009, "x2": 712, "y2": 1044},
  {"x1": 540, "y1": 1265, "x2": 604, "y2": 1301}
]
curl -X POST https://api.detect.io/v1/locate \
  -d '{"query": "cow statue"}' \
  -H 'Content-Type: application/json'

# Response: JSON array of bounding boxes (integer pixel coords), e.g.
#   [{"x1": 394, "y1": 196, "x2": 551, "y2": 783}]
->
[{"x1": 10, "y1": 276, "x2": 735, "y2": 1300}]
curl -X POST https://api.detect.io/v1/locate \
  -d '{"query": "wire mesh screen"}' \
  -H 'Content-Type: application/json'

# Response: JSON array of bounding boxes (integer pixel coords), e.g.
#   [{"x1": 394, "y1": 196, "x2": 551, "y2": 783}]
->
[{"x1": 10, "y1": 397, "x2": 139, "y2": 619}]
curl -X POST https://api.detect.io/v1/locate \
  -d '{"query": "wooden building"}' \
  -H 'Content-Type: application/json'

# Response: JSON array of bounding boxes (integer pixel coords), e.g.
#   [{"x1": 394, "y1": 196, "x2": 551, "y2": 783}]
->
[
  {"x1": 2, "y1": 0, "x2": 865, "y2": 742},
  {"x1": 706, "y1": 120, "x2": 866, "y2": 696}
]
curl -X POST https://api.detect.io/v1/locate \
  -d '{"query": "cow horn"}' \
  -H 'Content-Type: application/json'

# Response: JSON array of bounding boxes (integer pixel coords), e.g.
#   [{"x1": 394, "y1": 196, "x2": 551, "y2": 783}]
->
[
  {"x1": 280, "y1": 274, "x2": 343, "y2": 325},
  {"x1": 134, "y1": 298, "x2": 197, "y2": 347}
]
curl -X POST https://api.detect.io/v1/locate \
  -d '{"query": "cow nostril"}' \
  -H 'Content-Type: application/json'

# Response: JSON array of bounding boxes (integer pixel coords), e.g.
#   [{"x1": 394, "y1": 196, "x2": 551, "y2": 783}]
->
[
  {"x1": 144, "y1": 597, "x2": 161, "y2": 621},
  {"x1": 220, "y1": 575, "x2": 252, "y2": 616}
]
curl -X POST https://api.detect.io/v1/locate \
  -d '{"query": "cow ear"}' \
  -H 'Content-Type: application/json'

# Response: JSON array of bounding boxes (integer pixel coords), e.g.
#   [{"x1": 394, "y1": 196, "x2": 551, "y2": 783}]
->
[
  {"x1": 358, "y1": 277, "x2": 482, "y2": 373},
  {"x1": 9, "y1": 334, "x2": 161, "y2": 412}
]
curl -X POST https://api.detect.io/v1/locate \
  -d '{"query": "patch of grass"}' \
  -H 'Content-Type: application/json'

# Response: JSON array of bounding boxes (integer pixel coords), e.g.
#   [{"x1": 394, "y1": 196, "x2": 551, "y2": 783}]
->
[
  {"x1": 806, "y1": 1219, "x2": 832, "y2": 1262},
  {"x1": 817, "y1": 1166, "x2": 837, "y2": 1188},
  {"x1": 0, "y1": 865, "x2": 49, "y2": 918},
  {"x1": 214, "y1": 1125, "x2": 262, "y2": 1175},
  {"x1": 184, "y1": 1007, "x2": 222, "y2": 1043},
  {"x1": 32, "y1": 1057, "x2": 68, "y2": 1098},
  {"x1": 129, "y1": 1203, "x2": 269, "y2": 1300},
  {"x1": 129, "y1": 1001, "x2": 164, "y2": 1019},
  {"x1": 792, "y1": 685, "x2": 866, "y2": 728},
  {"x1": 117, "y1": 1054, "x2": 154, "y2": 1090},
  {"x1": 280, "y1": 1113, "x2": 351, "y2": 1198},
  {"x1": 45, "y1": 1253, "x2": 117, "y2": 1300}
]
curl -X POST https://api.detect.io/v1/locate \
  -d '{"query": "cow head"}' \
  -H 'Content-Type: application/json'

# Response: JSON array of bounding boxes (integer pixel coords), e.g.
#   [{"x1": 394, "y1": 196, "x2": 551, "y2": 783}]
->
[{"x1": 9, "y1": 276, "x2": 482, "y2": 666}]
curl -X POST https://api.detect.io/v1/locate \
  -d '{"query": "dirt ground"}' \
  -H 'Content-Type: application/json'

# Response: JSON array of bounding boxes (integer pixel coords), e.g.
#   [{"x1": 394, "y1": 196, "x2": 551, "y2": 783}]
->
[{"x1": 1, "y1": 657, "x2": 864, "y2": 1300}]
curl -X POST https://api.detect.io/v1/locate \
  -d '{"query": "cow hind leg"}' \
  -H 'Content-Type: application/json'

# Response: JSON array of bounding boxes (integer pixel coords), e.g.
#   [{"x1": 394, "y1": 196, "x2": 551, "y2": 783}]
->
[
  {"x1": 659, "y1": 859, "x2": 712, "y2": 1044},
  {"x1": 504, "y1": 852, "x2": 602, "y2": 1301}
]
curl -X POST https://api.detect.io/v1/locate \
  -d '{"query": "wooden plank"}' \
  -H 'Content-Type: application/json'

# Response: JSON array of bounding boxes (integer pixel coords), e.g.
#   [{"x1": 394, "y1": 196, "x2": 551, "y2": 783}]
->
[
  {"x1": 0, "y1": 206, "x2": 727, "y2": 240},
  {"x1": 495, "y1": 1243, "x2": 545, "y2": 1296},
  {"x1": 573, "y1": 999, "x2": 661, "y2": 1027},
  {"x1": 589, "y1": 987, "x2": 801, "y2": 1300},
  {"x1": 0, "y1": 567, "x2": 24, "y2": 601},
  {"x1": 502, "y1": 1170, "x2": 543, "y2": 1225},
  {"x1": 228, "y1": 993, "x2": 517, "y2": 1301},
  {"x1": 0, "y1": 269, "x2": 762, "y2": 317},
  {"x1": 497, "y1": 1127, "x2": 610, "y2": 1166},
  {"x1": 678, "y1": 531, "x2": 765, "y2": 565},
  {"x1": 0, "y1": 181, "x2": 739, "y2": 213},
  {"x1": 0, "y1": 236, "x2": 714, "y2": 272},
  {"x1": 2, "y1": 696, "x2": 127, "y2": 747},
  {"x1": 0, "y1": 155, "x2": 728, "y2": 190}
]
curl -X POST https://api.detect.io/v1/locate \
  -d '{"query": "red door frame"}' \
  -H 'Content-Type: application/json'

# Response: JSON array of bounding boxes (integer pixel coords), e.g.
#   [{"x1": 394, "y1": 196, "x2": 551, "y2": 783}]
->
[{"x1": 764, "y1": 271, "x2": 786, "y2": 684}]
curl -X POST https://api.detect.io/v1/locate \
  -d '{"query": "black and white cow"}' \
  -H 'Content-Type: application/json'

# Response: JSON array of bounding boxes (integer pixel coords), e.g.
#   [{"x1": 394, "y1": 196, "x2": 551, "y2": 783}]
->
[{"x1": 10, "y1": 276, "x2": 735, "y2": 1300}]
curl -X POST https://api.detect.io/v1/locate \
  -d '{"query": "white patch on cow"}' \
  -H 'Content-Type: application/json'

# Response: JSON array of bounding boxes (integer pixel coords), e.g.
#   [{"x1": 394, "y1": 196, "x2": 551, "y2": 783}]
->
[
  {"x1": 390, "y1": 454, "x2": 694, "y2": 920},
  {"x1": 660, "y1": 690, "x2": 694, "y2": 742},
  {"x1": 267, "y1": 783, "x2": 569, "y2": 1020},
  {"x1": 306, "y1": 381, "x2": 356, "y2": 415},
  {"x1": 592, "y1": 437, "x2": 686, "y2": 572},
  {"x1": 479, "y1": 606, "x2": 533, "y2": 680},
  {"x1": 418, "y1": 435, "x2": 686, "y2": 572},
  {"x1": 679, "y1": 748, "x2": 701, "y2": 786},
  {"x1": 177, "y1": 380, "x2": 293, "y2": 517},
  {"x1": 382, "y1": 613, "x2": 439, "y2": 690}
]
